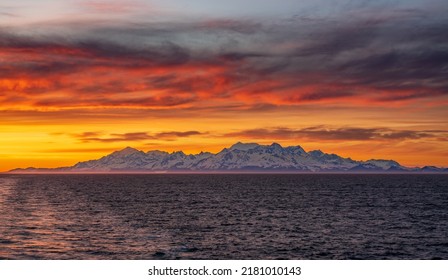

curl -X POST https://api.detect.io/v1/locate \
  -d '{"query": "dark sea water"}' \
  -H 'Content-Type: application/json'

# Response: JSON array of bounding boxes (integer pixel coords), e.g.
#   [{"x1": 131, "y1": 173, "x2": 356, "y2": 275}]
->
[{"x1": 0, "y1": 174, "x2": 447, "y2": 260}]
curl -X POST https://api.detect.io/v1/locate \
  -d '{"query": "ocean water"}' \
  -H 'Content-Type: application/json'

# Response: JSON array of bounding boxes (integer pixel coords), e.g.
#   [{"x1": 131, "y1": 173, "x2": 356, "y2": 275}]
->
[{"x1": 0, "y1": 174, "x2": 447, "y2": 260}]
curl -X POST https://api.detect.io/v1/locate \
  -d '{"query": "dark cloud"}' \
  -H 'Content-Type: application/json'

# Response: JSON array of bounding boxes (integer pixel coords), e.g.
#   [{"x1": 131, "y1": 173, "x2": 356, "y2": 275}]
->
[
  {"x1": 75, "y1": 133, "x2": 147, "y2": 143},
  {"x1": 286, "y1": 90, "x2": 355, "y2": 102},
  {"x1": 335, "y1": 50, "x2": 448, "y2": 94},
  {"x1": 1, "y1": 4, "x2": 447, "y2": 107},
  {"x1": 0, "y1": 32, "x2": 191, "y2": 66},
  {"x1": 78, "y1": 132, "x2": 101, "y2": 138},
  {"x1": 197, "y1": 19, "x2": 263, "y2": 34},
  {"x1": 32, "y1": 94, "x2": 197, "y2": 107},
  {"x1": 293, "y1": 21, "x2": 379, "y2": 57},
  {"x1": 374, "y1": 92, "x2": 442, "y2": 102},
  {"x1": 71, "y1": 126, "x2": 444, "y2": 144},
  {"x1": 155, "y1": 131, "x2": 203, "y2": 138},
  {"x1": 225, "y1": 127, "x2": 447, "y2": 141},
  {"x1": 74, "y1": 130, "x2": 205, "y2": 143}
]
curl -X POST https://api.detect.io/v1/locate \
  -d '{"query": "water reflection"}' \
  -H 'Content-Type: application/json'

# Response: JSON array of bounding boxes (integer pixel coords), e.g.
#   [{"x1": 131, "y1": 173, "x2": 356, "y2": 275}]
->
[{"x1": 0, "y1": 174, "x2": 447, "y2": 259}]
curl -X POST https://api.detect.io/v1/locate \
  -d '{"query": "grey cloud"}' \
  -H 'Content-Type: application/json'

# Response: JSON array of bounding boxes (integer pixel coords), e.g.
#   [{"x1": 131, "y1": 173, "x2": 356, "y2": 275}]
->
[
  {"x1": 225, "y1": 127, "x2": 447, "y2": 141},
  {"x1": 1, "y1": 3, "x2": 447, "y2": 104},
  {"x1": 74, "y1": 130, "x2": 205, "y2": 143}
]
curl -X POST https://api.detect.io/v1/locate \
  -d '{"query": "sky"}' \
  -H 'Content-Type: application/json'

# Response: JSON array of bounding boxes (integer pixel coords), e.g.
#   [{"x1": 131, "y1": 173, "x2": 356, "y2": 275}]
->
[{"x1": 1, "y1": 0, "x2": 447, "y2": 171}]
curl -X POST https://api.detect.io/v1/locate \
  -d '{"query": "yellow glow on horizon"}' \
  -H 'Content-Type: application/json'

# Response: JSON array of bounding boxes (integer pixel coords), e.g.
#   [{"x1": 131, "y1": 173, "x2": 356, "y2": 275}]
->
[
  {"x1": 2, "y1": 125, "x2": 447, "y2": 171},
  {"x1": 1, "y1": 99, "x2": 447, "y2": 172}
]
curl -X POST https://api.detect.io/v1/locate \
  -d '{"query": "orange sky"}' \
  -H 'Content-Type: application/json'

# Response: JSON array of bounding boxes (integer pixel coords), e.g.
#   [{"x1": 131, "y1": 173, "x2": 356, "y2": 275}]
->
[{"x1": 1, "y1": 0, "x2": 447, "y2": 171}]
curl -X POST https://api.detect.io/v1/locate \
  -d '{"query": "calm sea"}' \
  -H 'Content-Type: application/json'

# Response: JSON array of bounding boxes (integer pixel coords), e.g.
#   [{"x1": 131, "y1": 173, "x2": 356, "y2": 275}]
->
[{"x1": 0, "y1": 174, "x2": 447, "y2": 259}]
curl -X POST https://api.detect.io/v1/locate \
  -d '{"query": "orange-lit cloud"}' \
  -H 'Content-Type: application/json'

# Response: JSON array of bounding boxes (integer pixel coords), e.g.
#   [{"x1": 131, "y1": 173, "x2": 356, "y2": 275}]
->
[
  {"x1": 222, "y1": 127, "x2": 448, "y2": 146},
  {"x1": 1, "y1": 11, "x2": 447, "y2": 111},
  {"x1": 73, "y1": 131, "x2": 205, "y2": 142}
]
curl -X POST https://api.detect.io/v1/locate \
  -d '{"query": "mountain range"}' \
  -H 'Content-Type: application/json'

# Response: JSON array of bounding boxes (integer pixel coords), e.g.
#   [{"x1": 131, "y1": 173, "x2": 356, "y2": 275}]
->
[{"x1": 9, "y1": 142, "x2": 447, "y2": 173}]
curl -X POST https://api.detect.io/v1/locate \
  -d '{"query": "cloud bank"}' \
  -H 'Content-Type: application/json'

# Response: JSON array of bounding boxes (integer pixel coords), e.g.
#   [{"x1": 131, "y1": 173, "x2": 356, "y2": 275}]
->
[{"x1": 0, "y1": 2, "x2": 447, "y2": 110}]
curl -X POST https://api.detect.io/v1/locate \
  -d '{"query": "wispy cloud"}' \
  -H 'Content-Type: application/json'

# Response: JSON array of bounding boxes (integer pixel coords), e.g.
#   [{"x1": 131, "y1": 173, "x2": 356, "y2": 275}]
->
[
  {"x1": 155, "y1": 131, "x2": 203, "y2": 138},
  {"x1": 74, "y1": 130, "x2": 205, "y2": 142},
  {"x1": 225, "y1": 127, "x2": 447, "y2": 141}
]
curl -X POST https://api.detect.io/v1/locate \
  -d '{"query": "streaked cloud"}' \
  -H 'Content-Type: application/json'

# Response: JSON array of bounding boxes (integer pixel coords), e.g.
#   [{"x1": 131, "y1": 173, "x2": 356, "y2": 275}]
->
[
  {"x1": 225, "y1": 127, "x2": 447, "y2": 142},
  {"x1": 72, "y1": 126, "x2": 448, "y2": 143},
  {"x1": 0, "y1": 3, "x2": 447, "y2": 110},
  {"x1": 74, "y1": 130, "x2": 205, "y2": 143}
]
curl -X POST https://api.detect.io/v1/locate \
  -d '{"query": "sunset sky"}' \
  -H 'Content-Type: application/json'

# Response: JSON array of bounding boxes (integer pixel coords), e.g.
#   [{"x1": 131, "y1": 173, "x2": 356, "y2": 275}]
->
[{"x1": 1, "y1": 0, "x2": 447, "y2": 171}]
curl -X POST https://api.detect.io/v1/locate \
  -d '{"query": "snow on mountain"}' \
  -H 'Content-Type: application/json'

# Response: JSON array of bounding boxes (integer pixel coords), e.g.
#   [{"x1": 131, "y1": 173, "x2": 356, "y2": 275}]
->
[
  {"x1": 229, "y1": 142, "x2": 260, "y2": 151},
  {"x1": 420, "y1": 166, "x2": 447, "y2": 172},
  {"x1": 73, "y1": 146, "x2": 149, "y2": 170},
  {"x1": 364, "y1": 159, "x2": 401, "y2": 170},
  {"x1": 195, "y1": 143, "x2": 310, "y2": 170},
  {"x1": 9, "y1": 142, "x2": 446, "y2": 173},
  {"x1": 308, "y1": 150, "x2": 357, "y2": 171},
  {"x1": 67, "y1": 142, "x2": 411, "y2": 172}
]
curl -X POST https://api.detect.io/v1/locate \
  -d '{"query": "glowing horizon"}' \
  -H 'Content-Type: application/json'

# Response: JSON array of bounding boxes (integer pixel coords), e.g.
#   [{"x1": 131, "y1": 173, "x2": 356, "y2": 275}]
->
[{"x1": 1, "y1": 0, "x2": 447, "y2": 171}]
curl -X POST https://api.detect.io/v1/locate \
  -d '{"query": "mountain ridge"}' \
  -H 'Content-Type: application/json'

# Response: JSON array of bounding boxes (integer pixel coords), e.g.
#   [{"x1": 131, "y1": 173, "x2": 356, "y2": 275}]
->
[{"x1": 9, "y1": 142, "x2": 448, "y2": 173}]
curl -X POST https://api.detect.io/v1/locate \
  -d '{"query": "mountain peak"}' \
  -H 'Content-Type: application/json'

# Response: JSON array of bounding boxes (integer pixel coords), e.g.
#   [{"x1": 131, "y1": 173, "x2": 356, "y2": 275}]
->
[
  {"x1": 309, "y1": 150, "x2": 324, "y2": 156},
  {"x1": 229, "y1": 142, "x2": 260, "y2": 151},
  {"x1": 364, "y1": 159, "x2": 401, "y2": 169},
  {"x1": 113, "y1": 146, "x2": 141, "y2": 156},
  {"x1": 171, "y1": 151, "x2": 186, "y2": 156},
  {"x1": 270, "y1": 142, "x2": 283, "y2": 148},
  {"x1": 286, "y1": 145, "x2": 306, "y2": 155}
]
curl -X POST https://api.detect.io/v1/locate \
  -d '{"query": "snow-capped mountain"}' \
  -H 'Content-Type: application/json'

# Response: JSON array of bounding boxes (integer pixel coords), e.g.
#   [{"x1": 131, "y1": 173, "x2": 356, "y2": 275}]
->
[{"x1": 9, "y1": 142, "x2": 446, "y2": 173}]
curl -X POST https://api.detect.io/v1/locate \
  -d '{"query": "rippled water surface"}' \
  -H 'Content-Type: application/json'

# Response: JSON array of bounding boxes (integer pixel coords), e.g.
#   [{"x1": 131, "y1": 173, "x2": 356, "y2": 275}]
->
[{"x1": 0, "y1": 174, "x2": 447, "y2": 259}]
